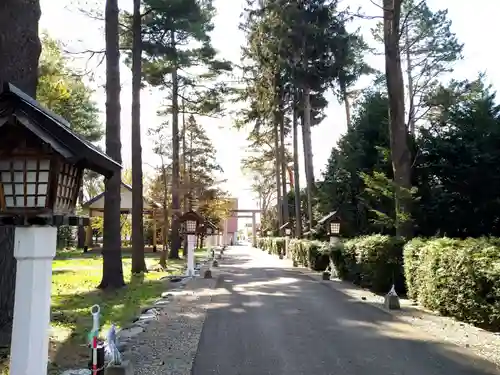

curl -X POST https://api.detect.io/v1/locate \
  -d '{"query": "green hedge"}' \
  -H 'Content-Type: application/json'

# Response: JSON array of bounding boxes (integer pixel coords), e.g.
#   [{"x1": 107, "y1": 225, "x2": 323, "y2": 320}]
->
[
  {"x1": 287, "y1": 239, "x2": 330, "y2": 270},
  {"x1": 332, "y1": 235, "x2": 405, "y2": 294},
  {"x1": 258, "y1": 235, "x2": 500, "y2": 331},
  {"x1": 260, "y1": 235, "x2": 404, "y2": 291},
  {"x1": 403, "y1": 237, "x2": 500, "y2": 330},
  {"x1": 257, "y1": 237, "x2": 286, "y2": 256}
]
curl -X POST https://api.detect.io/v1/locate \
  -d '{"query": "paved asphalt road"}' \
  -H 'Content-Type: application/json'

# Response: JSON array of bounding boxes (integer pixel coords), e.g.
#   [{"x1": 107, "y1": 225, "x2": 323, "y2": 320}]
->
[{"x1": 192, "y1": 246, "x2": 500, "y2": 375}]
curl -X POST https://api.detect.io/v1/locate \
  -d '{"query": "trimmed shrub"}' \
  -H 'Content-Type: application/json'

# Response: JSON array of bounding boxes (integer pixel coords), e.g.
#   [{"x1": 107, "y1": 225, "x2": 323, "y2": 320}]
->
[
  {"x1": 402, "y1": 237, "x2": 428, "y2": 300},
  {"x1": 341, "y1": 235, "x2": 405, "y2": 294},
  {"x1": 328, "y1": 240, "x2": 348, "y2": 279},
  {"x1": 288, "y1": 239, "x2": 308, "y2": 266},
  {"x1": 404, "y1": 237, "x2": 500, "y2": 330},
  {"x1": 257, "y1": 237, "x2": 286, "y2": 256},
  {"x1": 307, "y1": 241, "x2": 330, "y2": 271}
]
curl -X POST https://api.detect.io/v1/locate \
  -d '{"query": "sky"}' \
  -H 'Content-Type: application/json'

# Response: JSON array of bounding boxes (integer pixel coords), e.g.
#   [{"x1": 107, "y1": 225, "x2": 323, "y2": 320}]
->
[{"x1": 39, "y1": 0, "x2": 500, "y2": 226}]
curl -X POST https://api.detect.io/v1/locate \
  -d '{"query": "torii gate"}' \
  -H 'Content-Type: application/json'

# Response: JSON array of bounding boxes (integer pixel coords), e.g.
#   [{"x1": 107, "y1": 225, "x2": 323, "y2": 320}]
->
[{"x1": 228, "y1": 208, "x2": 262, "y2": 247}]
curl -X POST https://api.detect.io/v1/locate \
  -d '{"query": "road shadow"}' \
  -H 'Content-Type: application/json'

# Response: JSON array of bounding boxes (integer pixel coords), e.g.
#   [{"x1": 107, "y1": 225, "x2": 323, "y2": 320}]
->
[{"x1": 193, "y1": 249, "x2": 500, "y2": 375}]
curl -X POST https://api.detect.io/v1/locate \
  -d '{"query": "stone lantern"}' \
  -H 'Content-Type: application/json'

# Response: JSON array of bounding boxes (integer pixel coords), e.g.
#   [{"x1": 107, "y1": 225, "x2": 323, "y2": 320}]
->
[{"x1": 0, "y1": 83, "x2": 121, "y2": 375}]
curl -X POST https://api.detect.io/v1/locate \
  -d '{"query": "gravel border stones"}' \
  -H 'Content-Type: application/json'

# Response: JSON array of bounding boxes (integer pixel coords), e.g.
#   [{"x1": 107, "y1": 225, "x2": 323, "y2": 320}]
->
[
  {"x1": 60, "y1": 258, "x2": 216, "y2": 375},
  {"x1": 117, "y1": 258, "x2": 218, "y2": 375}
]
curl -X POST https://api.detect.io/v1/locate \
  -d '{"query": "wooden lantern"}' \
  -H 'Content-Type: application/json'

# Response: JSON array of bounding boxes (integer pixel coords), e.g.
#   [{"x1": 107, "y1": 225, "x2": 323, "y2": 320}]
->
[
  {"x1": 0, "y1": 83, "x2": 121, "y2": 375},
  {"x1": 317, "y1": 211, "x2": 342, "y2": 236},
  {"x1": 0, "y1": 83, "x2": 120, "y2": 221},
  {"x1": 179, "y1": 210, "x2": 203, "y2": 235}
]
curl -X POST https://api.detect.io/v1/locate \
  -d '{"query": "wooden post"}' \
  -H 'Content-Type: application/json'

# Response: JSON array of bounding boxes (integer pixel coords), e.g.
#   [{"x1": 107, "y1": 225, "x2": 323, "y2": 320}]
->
[
  {"x1": 84, "y1": 209, "x2": 93, "y2": 252},
  {"x1": 10, "y1": 227, "x2": 57, "y2": 375},
  {"x1": 252, "y1": 212, "x2": 257, "y2": 248}
]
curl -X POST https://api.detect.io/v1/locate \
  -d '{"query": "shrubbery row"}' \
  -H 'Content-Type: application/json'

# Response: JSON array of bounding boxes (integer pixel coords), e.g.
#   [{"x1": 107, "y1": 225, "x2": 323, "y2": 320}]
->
[{"x1": 258, "y1": 235, "x2": 500, "y2": 331}]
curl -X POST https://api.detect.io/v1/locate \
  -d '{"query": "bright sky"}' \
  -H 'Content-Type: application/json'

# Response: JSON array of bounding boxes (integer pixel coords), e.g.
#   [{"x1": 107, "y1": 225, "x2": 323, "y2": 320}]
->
[{"x1": 39, "y1": 0, "x2": 500, "y2": 226}]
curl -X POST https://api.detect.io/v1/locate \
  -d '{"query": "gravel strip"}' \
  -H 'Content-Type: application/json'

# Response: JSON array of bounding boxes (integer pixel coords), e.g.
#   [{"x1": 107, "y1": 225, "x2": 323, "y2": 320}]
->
[{"x1": 123, "y1": 275, "x2": 218, "y2": 375}]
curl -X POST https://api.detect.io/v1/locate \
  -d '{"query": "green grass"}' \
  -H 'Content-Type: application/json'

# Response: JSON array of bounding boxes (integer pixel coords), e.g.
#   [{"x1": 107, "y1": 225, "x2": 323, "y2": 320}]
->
[
  {"x1": 46, "y1": 247, "x2": 206, "y2": 370},
  {"x1": 51, "y1": 257, "x2": 175, "y2": 338},
  {"x1": 0, "y1": 247, "x2": 209, "y2": 373}
]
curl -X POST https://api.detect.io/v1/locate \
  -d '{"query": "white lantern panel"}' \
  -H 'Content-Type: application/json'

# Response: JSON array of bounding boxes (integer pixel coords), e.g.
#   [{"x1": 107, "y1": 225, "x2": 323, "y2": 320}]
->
[
  {"x1": 37, "y1": 197, "x2": 46, "y2": 207},
  {"x1": 26, "y1": 196, "x2": 35, "y2": 207},
  {"x1": 5, "y1": 197, "x2": 13, "y2": 207},
  {"x1": 38, "y1": 184, "x2": 47, "y2": 195},
  {"x1": 26, "y1": 171, "x2": 37, "y2": 182},
  {"x1": 14, "y1": 184, "x2": 23, "y2": 194},
  {"x1": 39, "y1": 171, "x2": 49, "y2": 183},
  {"x1": 3, "y1": 184, "x2": 12, "y2": 195},
  {"x1": 186, "y1": 220, "x2": 197, "y2": 233},
  {"x1": 27, "y1": 184, "x2": 36, "y2": 195},
  {"x1": 14, "y1": 172, "x2": 23, "y2": 183},
  {"x1": 330, "y1": 222, "x2": 340, "y2": 235}
]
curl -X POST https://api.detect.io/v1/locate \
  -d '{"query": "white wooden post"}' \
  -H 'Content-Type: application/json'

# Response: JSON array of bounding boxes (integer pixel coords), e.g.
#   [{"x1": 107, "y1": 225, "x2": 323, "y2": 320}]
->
[
  {"x1": 10, "y1": 226, "x2": 57, "y2": 375},
  {"x1": 223, "y1": 218, "x2": 228, "y2": 245},
  {"x1": 186, "y1": 234, "x2": 196, "y2": 276},
  {"x1": 252, "y1": 213, "x2": 257, "y2": 248}
]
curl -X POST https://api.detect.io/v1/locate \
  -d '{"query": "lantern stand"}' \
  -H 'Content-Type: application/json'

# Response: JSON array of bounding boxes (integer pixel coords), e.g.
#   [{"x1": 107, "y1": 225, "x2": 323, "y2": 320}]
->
[
  {"x1": 0, "y1": 82, "x2": 121, "y2": 375},
  {"x1": 317, "y1": 211, "x2": 342, "y2": 281},
  {"x1": 179, "y1": 210, "x2": 203, "y2": 277},
  {"x1": 279, "y1": 222, "x2": 291, "y2": 259},
  {"x1": 202, "y1": 221, "x2": 216, "y2": 259}
]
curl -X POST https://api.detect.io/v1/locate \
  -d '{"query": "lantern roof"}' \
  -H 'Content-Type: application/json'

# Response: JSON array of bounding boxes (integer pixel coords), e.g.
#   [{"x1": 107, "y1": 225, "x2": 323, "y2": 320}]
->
[
  {"x1": 0, "y1": 83, "x2": 121, "y2": 178},
  {"x1": 279, "y1": 221, "x2": 291, "y2": 230},
  {"x1": 179, "y1": 210, "x2": 203, "y2": 223},
  {"x1": 317, "y1": 211, "x2": 340, "y2": 225},
  {"x1": 204, "y1": 220, "x2": 217, "y2": 230},
  {"x1": 82, "y1": 182, "x2": 161, "y2": 213}
]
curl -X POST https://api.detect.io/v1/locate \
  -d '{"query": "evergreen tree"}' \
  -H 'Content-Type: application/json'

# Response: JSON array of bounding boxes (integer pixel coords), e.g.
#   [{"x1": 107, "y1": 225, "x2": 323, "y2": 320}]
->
[
  {"x1": 100, "y1": 0, "x2": 125, "y2": 289},
  {"x1": 372, "y1": 0, "x2": 463, "y2": 133},
  {"x1": 131, "y1": 0, "x2": 231, "y2": 258}
]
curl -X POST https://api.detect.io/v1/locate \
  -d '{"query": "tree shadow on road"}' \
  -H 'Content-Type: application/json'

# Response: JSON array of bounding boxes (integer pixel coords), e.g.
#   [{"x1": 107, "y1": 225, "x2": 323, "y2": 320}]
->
[{"x1": 193, "y1": 252, "x2": 500, "y2": 375}]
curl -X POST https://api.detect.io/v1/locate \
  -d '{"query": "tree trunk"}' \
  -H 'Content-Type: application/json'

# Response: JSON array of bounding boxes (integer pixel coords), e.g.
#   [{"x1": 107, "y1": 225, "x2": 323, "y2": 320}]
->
[
  {"x1": 169, "y1": 29, "x2": 181, "y2": 259},
  {"x1": 342, "y1": 85, "x2": 352, "y2": 129},
  {"x1": 405, "y1": 24, "x2": 416, "y2": 135},
  {"x1": 100, "y1": 0, "x2": 125, "y2": 289},
  {"x1": 0, "y1": 0, "x2": 42, "y2": 347},
  {"x1": 302, "y1": 88, "x2": 315, "y2": 231},
  {"x1": 181, "y1": 98, "x2": 188, "y2": 214},
  {"x1": 279, "y1": 111, "x2": 289, "y2": 228},
  {"x1": 131, "y1": 0, "x2": 146, "y2": 274},
  {"x1": 292, "y1": 93, "x2": 302, "y2": 238},
  {"x1": 0, "y1": 0, "x2": 41, "y2": 94},
  {"x1": 383, "y1": 0, "x2": 413, "y2": 239},
  {"x1": 273, "y1": 114, "x2": 283, "y2": 234},
  {"x1": 159, "y1": 164, "x2": 169, "y2": 268}
]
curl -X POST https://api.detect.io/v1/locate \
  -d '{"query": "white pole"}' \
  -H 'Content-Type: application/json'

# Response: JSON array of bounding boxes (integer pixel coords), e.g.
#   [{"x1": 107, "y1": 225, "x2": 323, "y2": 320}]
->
[
  {"x1": 252, "y1": 213, "x2": 257, "y2": 248},
  {"x1": 186, "y1": 234, "x2": 196, "y2": 276},
  {"x1": 223, "y1": 218, "x2": 228, "y2": 245},
  {"x1": 10, "y1": 226, "x2": 57, "y2": 375}
]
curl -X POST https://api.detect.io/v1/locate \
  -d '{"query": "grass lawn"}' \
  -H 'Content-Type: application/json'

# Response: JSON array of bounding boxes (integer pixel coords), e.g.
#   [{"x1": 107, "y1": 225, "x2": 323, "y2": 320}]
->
[{"x1": 0, "y1": 247, "x2": 209, "y2": 374}]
